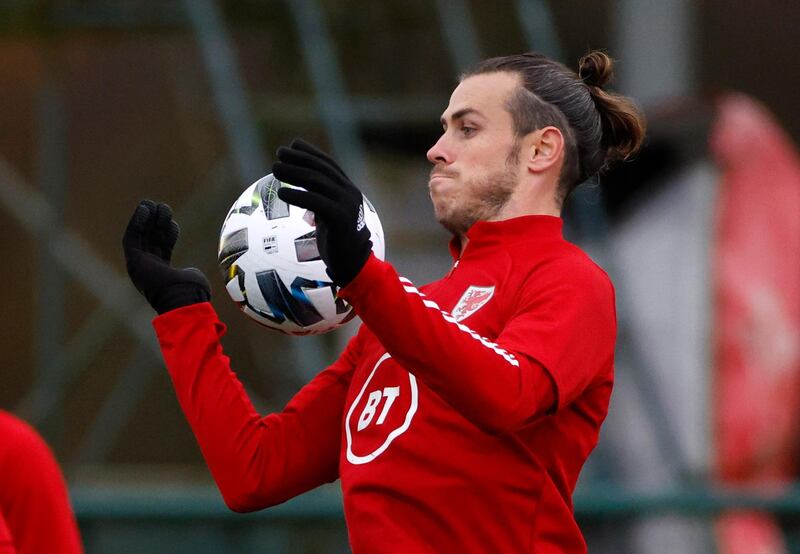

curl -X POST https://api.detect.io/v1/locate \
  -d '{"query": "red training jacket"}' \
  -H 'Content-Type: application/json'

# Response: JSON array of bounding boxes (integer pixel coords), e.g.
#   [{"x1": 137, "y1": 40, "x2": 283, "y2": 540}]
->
[
  {"x1": 0, "y1": 514, "x2": 15, "y2": 554},
  {"x1": 155, "y1": 215, "x2": 616, "y2": 553},
  {"x1": 0, "y1": 411, "x2": 83, "y2": 554}
]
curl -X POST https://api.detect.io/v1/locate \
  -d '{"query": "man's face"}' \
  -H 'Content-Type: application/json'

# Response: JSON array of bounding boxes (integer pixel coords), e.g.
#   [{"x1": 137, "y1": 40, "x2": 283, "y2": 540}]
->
[{"x1": 427, "y1": 71, "x2": 523, "y2": 236}]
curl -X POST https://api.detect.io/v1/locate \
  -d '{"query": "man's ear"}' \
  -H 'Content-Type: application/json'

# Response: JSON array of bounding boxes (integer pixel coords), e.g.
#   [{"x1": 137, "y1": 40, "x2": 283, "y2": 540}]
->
[{"x1": 526, "y1": 126, "x2": 565, "y2": 173}]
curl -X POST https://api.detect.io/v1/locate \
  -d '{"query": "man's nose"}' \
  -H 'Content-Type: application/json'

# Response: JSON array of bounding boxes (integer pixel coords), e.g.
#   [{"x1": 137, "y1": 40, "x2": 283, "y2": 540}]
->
[{"x1": 427, "y1": 134, "x2": 452, "y2": 165}]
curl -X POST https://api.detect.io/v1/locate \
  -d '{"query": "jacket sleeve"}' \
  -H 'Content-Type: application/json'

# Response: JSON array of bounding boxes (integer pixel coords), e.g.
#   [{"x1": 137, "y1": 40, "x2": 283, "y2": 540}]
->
[
  {"x1": 153, "y1": 302, "x2": 359, "y2": 512},
  {"x1": 0, "y1": 514, "x2": 14, "y2": 554},
  {"x1": 339, "y1": 254, "x2": 615, "y2": 435}
]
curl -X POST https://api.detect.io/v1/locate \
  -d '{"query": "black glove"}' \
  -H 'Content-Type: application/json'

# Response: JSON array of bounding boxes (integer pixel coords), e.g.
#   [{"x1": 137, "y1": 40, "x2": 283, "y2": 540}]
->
[
  {"x1": 122, "y1": 200, "x2": 211, "y2": 314},
  {"x1": 273, "y1": 139, "x2": 373, "y2": 287}
]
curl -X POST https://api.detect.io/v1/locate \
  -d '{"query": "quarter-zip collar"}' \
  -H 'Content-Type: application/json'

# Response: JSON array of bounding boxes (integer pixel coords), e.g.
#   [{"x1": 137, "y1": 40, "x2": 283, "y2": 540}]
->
[{"x1": 447, "y1": 215, "x2": 564, "y2": 261}]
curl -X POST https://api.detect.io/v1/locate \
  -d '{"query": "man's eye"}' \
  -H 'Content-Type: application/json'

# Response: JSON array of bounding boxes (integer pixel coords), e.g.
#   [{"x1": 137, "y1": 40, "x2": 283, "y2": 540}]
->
[{"x1": 462, "y1": 126, "x2": 476, "y2": 136}]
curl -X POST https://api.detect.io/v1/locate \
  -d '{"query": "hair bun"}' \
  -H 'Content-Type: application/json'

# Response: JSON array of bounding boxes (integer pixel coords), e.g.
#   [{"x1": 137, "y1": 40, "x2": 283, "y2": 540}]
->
[{"x1": 578, "y1": 51, "x2": 614, "y2": 89}]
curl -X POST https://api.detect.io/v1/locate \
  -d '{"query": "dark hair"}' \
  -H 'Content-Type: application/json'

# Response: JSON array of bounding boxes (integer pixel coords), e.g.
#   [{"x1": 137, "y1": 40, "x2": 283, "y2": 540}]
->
[{"x1": 462, "y1": 50, "x2": 646, "y2": 204}]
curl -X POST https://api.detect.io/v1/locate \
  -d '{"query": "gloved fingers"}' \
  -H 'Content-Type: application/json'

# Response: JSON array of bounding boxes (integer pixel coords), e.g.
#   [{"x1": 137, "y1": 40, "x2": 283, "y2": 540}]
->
[
  {"x1": 155, "y1": 202, "x2": 173, "y2": 229},
  {"x1": 141, "y1": 202, "x2": 164, "y2": 260},
  {"x1": 273, "y1": 162, "x2": 340, "y2": 200},
  {"x1": 154, "y1": 203, "x2": 180, "y2": 262},
  {"x1": 278, "y1": 187, "x2": 345, "y2": 224},
  {"x1": 288, "y1": 139, "x2": 350, "y2": 182},
  {"x1": 165, "y1": 219, "x2": 180, "y2": 259},
  {"x1": 140, "y1": 199, "x2": 158, "y2": 213},
  {"x1": 276, "y1": 146, "x2": 349, "y2": 188},
  {"x1": 122, "y1": 200, "x2": 156, "y2": 255}
]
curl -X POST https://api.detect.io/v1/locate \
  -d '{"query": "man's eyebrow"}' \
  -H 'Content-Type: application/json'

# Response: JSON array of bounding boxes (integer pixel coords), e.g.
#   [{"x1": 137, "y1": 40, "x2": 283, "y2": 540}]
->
[{"x1": 440, "y1": 108, "x2": 482, "y2": 127}]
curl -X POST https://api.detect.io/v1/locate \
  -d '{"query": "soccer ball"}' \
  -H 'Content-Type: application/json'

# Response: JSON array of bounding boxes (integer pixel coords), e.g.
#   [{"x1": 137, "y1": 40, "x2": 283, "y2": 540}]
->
[{"x1": 217, "y1": 174, "x2": 385, "y2": 335}]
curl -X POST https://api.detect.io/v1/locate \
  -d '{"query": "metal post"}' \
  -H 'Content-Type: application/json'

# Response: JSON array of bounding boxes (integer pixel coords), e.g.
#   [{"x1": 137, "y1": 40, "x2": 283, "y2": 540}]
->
[
  {"x1": 513, "y1": 0, "x2": 565, "y2": 61},
  {"x1": 434, "y1": 0, "x2": 482, "y2": 72},
  {"x1": 183, "y1": 0, "x2": 267, "y2": 185},
  {"x1": 31, "y1": 59, "x2": 67, "y2": 443},
  {"x1": 74, "y1": 346, "x2": 155, "y2": 463},
  {"x1": 614, "y1": 0, "x2": 696, "y2": 105},
  {"x1": 283, "y1": 0, "x2": 370, "y2": 191},
  {"x1": 187, "y1": 0, "x2": 329, "y2": 382}
]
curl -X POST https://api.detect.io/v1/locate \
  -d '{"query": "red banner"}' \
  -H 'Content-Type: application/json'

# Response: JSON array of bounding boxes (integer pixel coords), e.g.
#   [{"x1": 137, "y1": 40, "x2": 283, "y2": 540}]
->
[{"x1": 711, "y1": 93, "x2": 800, "y2": 552}]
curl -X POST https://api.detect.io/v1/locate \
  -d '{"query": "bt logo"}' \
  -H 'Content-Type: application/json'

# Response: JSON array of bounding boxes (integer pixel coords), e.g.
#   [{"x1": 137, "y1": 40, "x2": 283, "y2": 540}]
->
[
  {"x1": 346, "y1": 353, "x2": 418, "y2": 465},
  {"x1": 357, "y1": 386, "x2": 401, "y2": 431}
]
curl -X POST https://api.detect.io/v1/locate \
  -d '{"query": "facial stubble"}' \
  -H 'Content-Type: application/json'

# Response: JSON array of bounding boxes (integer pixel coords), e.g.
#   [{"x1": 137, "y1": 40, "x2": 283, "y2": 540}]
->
[{"x1": 435, "y1": 143, "x2": 521, "y2": 236}]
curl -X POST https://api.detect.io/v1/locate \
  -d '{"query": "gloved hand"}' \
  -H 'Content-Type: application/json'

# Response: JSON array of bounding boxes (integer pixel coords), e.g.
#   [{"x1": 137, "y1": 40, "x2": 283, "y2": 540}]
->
[
  {"x1": 122, "y1": 200, "x2": 211, "y2": 314},
  {"x1": 273, "y1": 139, "x2": 373, "y2": 287}
]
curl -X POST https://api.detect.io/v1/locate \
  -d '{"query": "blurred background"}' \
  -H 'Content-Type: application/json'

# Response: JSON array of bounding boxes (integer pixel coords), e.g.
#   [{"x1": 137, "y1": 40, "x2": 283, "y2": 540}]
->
[{"x1": 1, "y1": 0, "x2": 799, "y2": 552}]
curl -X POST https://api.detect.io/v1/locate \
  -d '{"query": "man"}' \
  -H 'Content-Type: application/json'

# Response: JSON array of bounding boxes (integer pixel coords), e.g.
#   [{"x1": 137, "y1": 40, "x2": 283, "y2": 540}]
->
[
  {"x1": 0, "y1": 411, "x2": 83, "y2": 554},
  {"x1": 124, "y1": 51, "x2": 644, "y2": 552}
]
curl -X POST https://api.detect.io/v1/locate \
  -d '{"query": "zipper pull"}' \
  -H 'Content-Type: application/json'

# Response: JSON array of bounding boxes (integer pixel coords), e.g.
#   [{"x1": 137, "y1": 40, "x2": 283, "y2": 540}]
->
[{"x1": 447, "y1": 259, "x2": 460, "y2": 278}]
